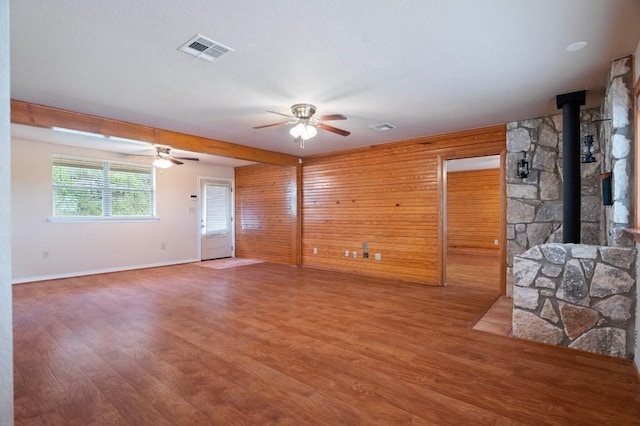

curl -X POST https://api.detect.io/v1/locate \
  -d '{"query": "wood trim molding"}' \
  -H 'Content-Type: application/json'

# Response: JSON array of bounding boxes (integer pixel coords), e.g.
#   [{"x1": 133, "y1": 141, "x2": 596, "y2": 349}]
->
[
  {"x1": 623, "y1": 228, "x2": 640, "y2": 243},
  {"x1": 499, "y1": 149, "x2": 507, "y2": 294},
  {"x1": 634, "y1": 61, "x2": 639, "y2": 230},
  {"x1": 291, "y1": 164, "x2": 302, "y2": 266},
  {"x1": 436, "y1": 134, "x2": 507, "y2": 292},
  {"x1": 10, "y1": 99, "x2": 299, "y2": 166},
  {"x1": 437, "y1": 154, "x2": 445, "y2": 285}
]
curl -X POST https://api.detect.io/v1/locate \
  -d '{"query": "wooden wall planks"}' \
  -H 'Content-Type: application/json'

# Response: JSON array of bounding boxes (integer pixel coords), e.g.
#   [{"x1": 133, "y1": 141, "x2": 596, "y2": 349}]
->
[
  {"x1": 446, "y1": 168, "x2": 501, "y2": 254},
  {"x1": 302, "y1": 126, "x2": 506, "y2": 285},
  {"x1": 234, "y1": 163, "x2": 297, "y2": 264},
  {"x1": 445, "y1": 168, "x2": 502, "y2": 291}
]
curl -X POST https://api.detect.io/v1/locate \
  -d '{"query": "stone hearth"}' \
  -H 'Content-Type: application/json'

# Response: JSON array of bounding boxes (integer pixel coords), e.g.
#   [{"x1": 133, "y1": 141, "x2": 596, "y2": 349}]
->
[{"x1": 513, "y1": 243, "x2": 636, "y2": 358}]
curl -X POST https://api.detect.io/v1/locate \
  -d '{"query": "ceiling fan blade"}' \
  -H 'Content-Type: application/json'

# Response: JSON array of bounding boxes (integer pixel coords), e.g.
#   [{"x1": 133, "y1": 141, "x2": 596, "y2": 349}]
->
[
  {"x1": 318, "y1": 123, "x2": 351, "y2": 137},
  {"x1": 267, "y1": 110, "x2": 294, "y2": 118},
  {"x1": 319, "y1": 114, "x2": 347, "y2": 121},
  {"x1": 252, "y1": 122, "x2": 288, "y2": 129},
  {"x1": 173, "y1": 156, "x2": 199, "y2": 161},
  {"x1": 169, "y1": 158, "x2": 184, "y2": 165}
]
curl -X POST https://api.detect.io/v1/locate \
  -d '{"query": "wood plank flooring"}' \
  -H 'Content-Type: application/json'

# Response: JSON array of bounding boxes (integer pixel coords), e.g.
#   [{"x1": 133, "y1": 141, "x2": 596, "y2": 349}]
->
[
  {"x1": 446, "y1": 251, "x2": 501, "y2": 291},
  {"x1": 472, "y1": 296, "x2": 513, "y2": 337},
  {"x1": 13, "y1": 263, "x2": 640, "y2": 425}
]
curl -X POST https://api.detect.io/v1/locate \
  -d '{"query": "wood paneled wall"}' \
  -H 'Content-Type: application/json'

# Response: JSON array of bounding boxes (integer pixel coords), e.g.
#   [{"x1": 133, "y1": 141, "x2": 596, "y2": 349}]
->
[
  {"x1": 234, "y1": 163, "x2": 297, "y2": 264},
  {"x1": 446, "y1": 168, "x2": 501, "y2": 254},
  {"x1": 302, "y1": 126, "x2": 506, "y2": 285}
]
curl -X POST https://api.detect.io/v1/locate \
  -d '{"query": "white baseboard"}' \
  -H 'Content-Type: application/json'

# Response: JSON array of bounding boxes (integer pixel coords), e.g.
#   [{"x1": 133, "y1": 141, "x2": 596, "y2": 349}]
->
[{"x1": 11, "y1": 258, "x2": 200, "y2": 285}]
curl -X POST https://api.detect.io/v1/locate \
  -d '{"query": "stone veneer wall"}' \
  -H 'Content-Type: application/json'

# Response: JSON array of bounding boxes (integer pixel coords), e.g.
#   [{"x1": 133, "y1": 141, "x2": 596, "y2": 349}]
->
[
  {"x1": 505, "y1": 108, "x2": 603, "y2": 296},
  {"x1": 513, "y1": 244, "x2": 636, "y2": 358},
  {"x1": 508, "y1": 55, "x2": 638, "y2": 361},
  {"x1": 600, "y1": 55, "x2": 634, "y2": 248}
]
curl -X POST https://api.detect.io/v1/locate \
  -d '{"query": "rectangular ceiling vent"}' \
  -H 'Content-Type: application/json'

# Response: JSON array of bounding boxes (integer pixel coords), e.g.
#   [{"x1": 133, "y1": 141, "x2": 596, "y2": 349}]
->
[
  {"x1": 178, "y1": 34, "x2": 234, "y2": 62},
  {"x1": 368, "y1": 123, "x2": 396, "y2": 132}
]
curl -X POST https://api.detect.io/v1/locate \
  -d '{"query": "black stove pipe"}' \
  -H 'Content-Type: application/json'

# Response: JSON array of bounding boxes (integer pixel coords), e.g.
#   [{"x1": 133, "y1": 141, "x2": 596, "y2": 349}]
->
[{"x1": 556, "y1": 90, "x2": 586, "y2": 244}]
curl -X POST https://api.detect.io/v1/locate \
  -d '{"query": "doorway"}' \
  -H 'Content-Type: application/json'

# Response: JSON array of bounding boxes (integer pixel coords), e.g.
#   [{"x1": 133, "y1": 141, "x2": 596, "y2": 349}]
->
[
  {"x1": 200, "y1": 179, "x2": 233, "y2": 260},
  {"x1": 444, "y1": 156, "x2": 501, "y2": 291}
]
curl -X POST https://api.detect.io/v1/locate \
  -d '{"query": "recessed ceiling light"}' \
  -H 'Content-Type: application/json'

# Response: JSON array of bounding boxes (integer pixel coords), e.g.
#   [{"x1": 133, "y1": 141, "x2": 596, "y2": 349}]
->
[
  {"x1": 566, "y1": 41, "x2": 588, "y2": 52},
  {"x1": 368, "y1": 123, "x2": 396, "y2": 132}
]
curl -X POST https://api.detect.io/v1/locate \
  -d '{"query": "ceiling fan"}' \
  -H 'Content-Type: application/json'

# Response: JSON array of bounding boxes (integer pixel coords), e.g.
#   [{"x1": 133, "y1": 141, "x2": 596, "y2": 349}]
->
[
  {"x1": 134, "y1": 145, "x2": 200, "y2": 169},
  {"x1": 253, "y1": 103, "x2": 350, "y2": 148}
]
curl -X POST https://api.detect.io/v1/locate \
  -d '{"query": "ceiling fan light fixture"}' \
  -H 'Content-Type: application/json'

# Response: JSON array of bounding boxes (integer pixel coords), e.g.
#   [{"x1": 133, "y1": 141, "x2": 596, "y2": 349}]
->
[
  {"x1": 152, "y1": 156, "x2": 173, "y2": 169},
  {"x1": 289, "y1": 123, "x2": 317, "y2": 140}
]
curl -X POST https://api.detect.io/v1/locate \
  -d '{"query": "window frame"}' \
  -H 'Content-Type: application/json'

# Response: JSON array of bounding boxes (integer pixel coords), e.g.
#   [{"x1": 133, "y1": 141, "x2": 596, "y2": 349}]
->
[
  {"x1": 635, "y1": 70, "x2": 640, "y2": 228},
  {"x1": 631, "y1": 62, "x2": 640, "y2": 236},
  {"x1": 49, "y1": 154, "x2": 159, "y2": 223}
]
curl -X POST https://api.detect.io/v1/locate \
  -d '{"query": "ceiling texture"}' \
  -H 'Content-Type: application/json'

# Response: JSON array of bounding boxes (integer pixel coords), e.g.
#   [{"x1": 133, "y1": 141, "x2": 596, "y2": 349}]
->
[{"x1": 10, "y1": 0, "x2": 640, "y2": 163}]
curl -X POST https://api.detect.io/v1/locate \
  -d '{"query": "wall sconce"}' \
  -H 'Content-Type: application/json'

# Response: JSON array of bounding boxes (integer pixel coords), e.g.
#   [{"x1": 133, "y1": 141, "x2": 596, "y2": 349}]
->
[
  {"x1": 582, "y1": 134, "x2": 596, "y2": 163},
  {"x1": 517, "y1": 151, "x2": 529, "y2": 179}
]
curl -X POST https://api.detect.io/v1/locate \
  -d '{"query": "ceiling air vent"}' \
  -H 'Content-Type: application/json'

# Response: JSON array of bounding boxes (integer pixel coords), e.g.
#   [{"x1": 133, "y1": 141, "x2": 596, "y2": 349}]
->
[
  {"x1": 178, "y1": 34, "x2": 234, "y2": 62},
  {"x1": 368, "y1": 123, "x2": 396, "y2": 132}
]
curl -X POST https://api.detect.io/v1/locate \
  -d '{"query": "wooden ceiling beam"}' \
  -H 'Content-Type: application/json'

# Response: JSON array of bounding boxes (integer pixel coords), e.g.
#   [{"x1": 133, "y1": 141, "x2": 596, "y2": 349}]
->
[{"x1": 10, "y1": 100, "x2": 299, "y2": 166}]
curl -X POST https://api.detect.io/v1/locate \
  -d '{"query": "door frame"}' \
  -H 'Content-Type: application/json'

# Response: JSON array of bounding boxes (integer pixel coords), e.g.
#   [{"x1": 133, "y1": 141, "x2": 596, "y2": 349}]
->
[
  {"x1": 437, "y1": 149, "x2": 507, "y2": 293},
  {"x1": 197, "y1": 176, "x2": 235, "y2": 260}
]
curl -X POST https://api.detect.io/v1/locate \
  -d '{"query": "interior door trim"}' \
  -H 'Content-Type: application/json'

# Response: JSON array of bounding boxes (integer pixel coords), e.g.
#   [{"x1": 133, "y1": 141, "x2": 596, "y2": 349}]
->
[{"x1": 437, "y1": 149, "x2": 507, "y2": 294}]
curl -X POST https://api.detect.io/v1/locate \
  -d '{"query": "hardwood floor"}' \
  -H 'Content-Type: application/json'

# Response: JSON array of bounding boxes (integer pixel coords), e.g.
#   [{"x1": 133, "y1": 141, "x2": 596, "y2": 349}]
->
[
  {"x1": 13, "y1": 263, "x2": 640, "y2": 425},
  {"x1": 446, "y1": 251, "x2": 501, "y2": 291},
  {"x1": 472, "y1": 296, "x2": 513, "y2": 337}
]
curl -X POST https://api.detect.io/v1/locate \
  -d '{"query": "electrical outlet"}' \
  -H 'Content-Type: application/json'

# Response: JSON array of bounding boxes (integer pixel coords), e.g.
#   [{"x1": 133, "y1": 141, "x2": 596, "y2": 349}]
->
[
  {"x1": 313, "y1": 247, "x2": 318, "y2": 254},
  {"x1": 494, "y1": 239, "x2": 499, "y2": 245},
  {"x1": 345, "y1": 250, "x2": 350, "y2": 257},
  {"x1": 363, "y1": 252, "x2": 369, "y2": 259},
  {"x1": 374, "y1": 253, "x2": 382, "y2": 261},
  {"x1": 352, "y1": 251, "x2": 357, "y2": 258},
  {"x1": 42, "y1": 251, "x2": 49, "y2": 260}
]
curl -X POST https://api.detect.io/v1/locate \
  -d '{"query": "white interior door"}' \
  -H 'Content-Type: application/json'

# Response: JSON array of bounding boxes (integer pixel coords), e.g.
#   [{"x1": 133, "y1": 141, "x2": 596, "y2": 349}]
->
[{"x1": 200, "y1": 180, "x2": 233, "y2": 260}]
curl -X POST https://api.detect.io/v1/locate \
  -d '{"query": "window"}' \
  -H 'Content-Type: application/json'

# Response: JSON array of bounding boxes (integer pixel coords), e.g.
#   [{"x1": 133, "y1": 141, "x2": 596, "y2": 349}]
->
[
  {"x1": 52, "y1": 155, "x2": 156, "y2": 220},
  {"x1": 203, "y1": 182, "x2": 230, "y2": 235}
]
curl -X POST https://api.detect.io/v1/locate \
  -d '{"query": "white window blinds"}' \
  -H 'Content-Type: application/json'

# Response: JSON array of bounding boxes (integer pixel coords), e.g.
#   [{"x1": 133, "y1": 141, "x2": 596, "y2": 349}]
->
[
  {"x1": 204, "y1": 183, "x2": 230, "y2": 235},
  {"x1": 52, "y1": 155, "x2": 155, "y2": 218}
]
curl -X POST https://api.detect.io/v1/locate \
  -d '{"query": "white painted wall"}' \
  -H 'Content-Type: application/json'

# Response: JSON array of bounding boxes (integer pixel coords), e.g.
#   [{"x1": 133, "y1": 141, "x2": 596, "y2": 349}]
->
[
  {"x1": 0, "y1": 0, "x2": 13, "y2": 423},
  {"x1": 11, "y1": 137, "x2": 235, "y2": 282}
]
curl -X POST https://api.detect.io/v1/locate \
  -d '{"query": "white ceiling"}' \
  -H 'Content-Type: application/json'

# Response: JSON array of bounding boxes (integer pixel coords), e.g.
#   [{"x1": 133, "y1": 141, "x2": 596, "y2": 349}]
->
[{"x1": 10, "y1": 0, "x2": 640, "y2": 159}]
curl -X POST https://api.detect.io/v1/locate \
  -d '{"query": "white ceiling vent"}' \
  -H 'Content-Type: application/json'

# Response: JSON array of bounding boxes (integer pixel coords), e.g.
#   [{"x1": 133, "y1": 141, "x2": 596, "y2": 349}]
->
[
  {"x1": 178, "y1": 34, "x2": 234, "y2": 62},
  {"x1": 368, "y1": 123, "x2": 396, "y2": 132}
]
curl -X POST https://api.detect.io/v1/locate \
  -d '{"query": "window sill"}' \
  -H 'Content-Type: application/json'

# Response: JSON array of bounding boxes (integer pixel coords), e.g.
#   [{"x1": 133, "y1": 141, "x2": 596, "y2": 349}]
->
[
  {"x1": 623, "y1": 228, "x2": 640, "y2": 243},
  {"x1": 48, "y1": 216, "x2": 160, "y2": 224}
]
